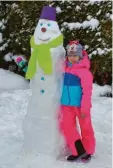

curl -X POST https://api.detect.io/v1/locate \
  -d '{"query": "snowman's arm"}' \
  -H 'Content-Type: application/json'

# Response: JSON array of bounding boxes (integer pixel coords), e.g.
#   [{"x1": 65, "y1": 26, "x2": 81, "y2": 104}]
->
[
  {"x1": 55, "y1": 46, "x2": 66, "y2": 94},
  {"x1": 58, "y1": 45, "x2": 66, "y2": 58}
]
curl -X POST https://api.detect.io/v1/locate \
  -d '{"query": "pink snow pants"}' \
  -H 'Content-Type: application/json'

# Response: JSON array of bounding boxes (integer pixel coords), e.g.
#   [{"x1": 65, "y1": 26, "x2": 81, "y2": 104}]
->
[{"x1": 58, "y1": 105, "x2": 96, "y2": 156}]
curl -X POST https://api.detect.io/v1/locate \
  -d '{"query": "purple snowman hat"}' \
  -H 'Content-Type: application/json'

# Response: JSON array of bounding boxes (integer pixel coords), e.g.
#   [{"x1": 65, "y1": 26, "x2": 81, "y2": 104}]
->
[{"x1": 40, "y1": 6, "x2": 56, "y2": 21}]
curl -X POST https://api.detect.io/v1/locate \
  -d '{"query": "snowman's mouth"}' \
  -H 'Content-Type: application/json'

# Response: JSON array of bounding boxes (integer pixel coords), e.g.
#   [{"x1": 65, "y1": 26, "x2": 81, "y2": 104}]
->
[{"x1": 38, "y1": 37, "x2": 50, "y2": 41}]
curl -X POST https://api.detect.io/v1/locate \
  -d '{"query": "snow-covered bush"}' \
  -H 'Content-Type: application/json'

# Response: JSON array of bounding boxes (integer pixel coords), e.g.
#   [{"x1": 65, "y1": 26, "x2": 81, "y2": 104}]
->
[{"x1": 0, "y1": 1, "x2": 112, "y2": 85}]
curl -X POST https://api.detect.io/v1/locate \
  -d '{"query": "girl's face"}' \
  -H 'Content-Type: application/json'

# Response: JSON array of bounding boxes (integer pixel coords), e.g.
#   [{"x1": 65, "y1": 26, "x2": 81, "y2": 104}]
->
[{"x1": 68, "y1": 55, "x2": 81, "y2": 64}]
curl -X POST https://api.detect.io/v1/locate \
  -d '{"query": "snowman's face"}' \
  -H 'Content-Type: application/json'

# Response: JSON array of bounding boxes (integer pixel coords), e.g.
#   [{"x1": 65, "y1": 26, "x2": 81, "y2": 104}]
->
[{"x1": 34, "y1": 19, "x2": 61, "y2": 44}]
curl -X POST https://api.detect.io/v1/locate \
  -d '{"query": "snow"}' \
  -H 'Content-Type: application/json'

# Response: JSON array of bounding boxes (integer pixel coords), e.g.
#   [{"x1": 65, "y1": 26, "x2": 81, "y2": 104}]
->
[
  {"x1": 0, "y1": 69, "x2": 29, "y2": 91},
  {"x1": 75, "y1": 5, "x2": 81, "y2": 11},
  {"x1": 92, "y1": 50, "x2": 97, "y2": 55},
  {"x1": 34, "y1": 18, "x2": 61, "y2": 44},
  {"x1": 90, "y1": 47, "x2": 112, "y2": 57},
  {"x1": 0, "y1": 20, "x2": 5, "y2": 30},
  {"x1": 97, "y1": 48, "x2": 105, "y2": 55},
  {"x1": 0, "y1": 32, "x2": 2, "y2": 43},
  {"x1": 4, "y1": 53, "x2": 13, "y2": 62},
  {"x1": 0, "y1": 70, "x2": 112, "y2": 168},
  {"x1": 65, "y1": 18, "x2": 99, "y2": 30},
  {"x1": 96, "y1": 10, "x2": 101, "y2": 16},
  {"x1": 11, "y1": 3, "x2": 19, "y2": 9},
  {"x1": 0, "y1": 42, "x2": 8, "y2": 51},
  {"x1": 84, "y1": 45, "x2": 89, "y2": 50},
  {"x1": 86, "y1": 19, "x2": 99, "y2": 30},
  {"x1": 56, "y1": 7, "x2": 62, "y2": 14},
  {"x1": 105, "y1": 13, "x2": 110, "y2": 18},
  {"x1": 97, "y1": 38, "x2": 102, "y2": 42},
  {"x1": 95, "y1": 32, "x2": 101, "y2": 36},
  {"x1": 105, "y1": 13, "x2": 113, "y2": 20},
  {"x1": 92, "y1": 83, "x2": 112, "y2": 97},
  {"x1": 0, "y1": 21, "x2": 3, "y2": 28},
  {"x1": 68, "y1": 22, "x2": 81, "y2": 30},
  {"x1": 89, "y1": 0, "x2": 102, "y2": 5},
  {"x1": 87, "y1": 15, "x2": 92, "y2": 20}
]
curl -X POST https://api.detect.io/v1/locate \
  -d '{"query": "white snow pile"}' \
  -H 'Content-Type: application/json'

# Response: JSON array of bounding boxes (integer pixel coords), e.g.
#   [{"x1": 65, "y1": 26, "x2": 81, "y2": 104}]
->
[
  {"x1": 63, "y1": 18, "x2": 99, "y2": 30},
  {"x1": 0, "y1": 69, "x2": 29, "y2": 91},
  {"x1": 92, "y1": 83, "x2": 112, "y2": 97}
]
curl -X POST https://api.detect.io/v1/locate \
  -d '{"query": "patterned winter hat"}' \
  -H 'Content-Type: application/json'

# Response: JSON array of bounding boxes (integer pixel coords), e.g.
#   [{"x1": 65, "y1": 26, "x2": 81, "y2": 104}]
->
[{"x1": 67, "y1": 40, "x2": 83, "y2": 58}]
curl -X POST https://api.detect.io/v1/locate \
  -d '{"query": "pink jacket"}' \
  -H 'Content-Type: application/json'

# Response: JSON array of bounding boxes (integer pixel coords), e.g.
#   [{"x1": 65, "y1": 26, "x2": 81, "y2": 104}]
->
[{"x1": 63, "y1": 50, "x2": 93, "y2": 115}]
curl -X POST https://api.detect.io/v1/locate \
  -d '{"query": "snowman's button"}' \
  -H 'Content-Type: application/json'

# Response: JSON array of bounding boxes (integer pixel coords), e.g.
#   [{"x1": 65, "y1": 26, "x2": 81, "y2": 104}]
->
[
  {"x1": 41, "y1": 89, "x2": 45, "y2": 94},
  {"x1": 41, "y1": 77, "x2": 45, "y2": 81}
]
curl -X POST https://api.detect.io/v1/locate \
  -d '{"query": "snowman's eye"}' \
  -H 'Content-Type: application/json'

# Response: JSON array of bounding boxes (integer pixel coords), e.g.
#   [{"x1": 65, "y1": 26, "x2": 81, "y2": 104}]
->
[
  {"x1": 47, "y1": 23, "x2": 51, "y2": 27},
  {"x1": 40, "y1": 23, "x2": 43, "y2": 26}
]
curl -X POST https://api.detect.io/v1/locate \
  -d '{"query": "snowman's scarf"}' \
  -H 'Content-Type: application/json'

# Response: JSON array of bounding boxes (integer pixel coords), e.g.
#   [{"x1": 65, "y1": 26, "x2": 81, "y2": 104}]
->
[{"x1": 25, "y1": 34, "x2": 63, "y2": 79}]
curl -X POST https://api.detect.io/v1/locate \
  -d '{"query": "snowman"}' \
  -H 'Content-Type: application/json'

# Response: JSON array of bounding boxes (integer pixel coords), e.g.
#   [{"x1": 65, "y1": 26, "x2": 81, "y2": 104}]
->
[{"x1": 22, "y1": 6, "x2": 66, "y2": 158}]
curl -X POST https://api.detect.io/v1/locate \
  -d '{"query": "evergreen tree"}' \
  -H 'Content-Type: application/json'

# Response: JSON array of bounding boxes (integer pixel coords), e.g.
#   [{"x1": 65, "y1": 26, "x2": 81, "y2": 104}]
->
[
  {"x1": 53, "y1": 0, "x2": 112, "y2": 85},
  {"x1": 0, "y1": 1, "x2": 112, "y2": 85}
]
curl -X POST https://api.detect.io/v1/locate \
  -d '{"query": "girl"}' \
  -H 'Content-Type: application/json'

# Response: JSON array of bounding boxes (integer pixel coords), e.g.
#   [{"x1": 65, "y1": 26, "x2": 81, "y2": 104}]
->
[{"x1": 59, "y1": 40, "x2": 96, "y2": 162}]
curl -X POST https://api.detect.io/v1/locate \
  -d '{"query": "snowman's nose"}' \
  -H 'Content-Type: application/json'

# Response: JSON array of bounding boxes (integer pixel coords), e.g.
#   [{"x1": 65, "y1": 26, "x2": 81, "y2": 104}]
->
[{"x1": 41, "y1": 27, "x2": 46, "y2": 33}]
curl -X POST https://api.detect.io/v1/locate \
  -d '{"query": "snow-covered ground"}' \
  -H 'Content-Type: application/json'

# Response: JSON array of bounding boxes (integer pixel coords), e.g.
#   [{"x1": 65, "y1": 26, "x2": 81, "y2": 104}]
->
[
  {"x1": 0, "y1": 69, "x2": 112, "y2": 168},
  {"x1": 0, "y1": 69, "x2": 29, "y2": 91}
]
